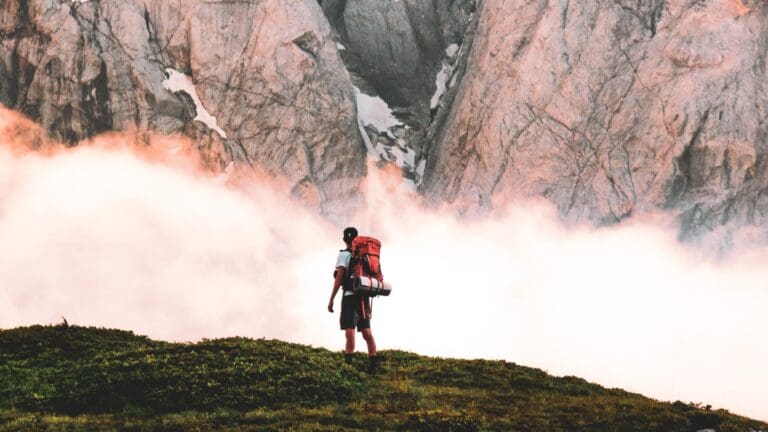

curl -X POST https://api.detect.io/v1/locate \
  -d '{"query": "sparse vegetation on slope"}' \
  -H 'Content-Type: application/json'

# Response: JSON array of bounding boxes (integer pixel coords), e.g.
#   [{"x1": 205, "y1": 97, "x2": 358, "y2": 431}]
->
[{"x1": 0, "y1": 325, "x2": 765, "y2": 431}]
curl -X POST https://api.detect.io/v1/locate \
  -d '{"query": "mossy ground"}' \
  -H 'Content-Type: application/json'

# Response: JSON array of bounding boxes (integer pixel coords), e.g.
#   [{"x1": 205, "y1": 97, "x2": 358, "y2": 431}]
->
[{"x1": 0, "y1": 325, "x2": 765, "y2": 431}]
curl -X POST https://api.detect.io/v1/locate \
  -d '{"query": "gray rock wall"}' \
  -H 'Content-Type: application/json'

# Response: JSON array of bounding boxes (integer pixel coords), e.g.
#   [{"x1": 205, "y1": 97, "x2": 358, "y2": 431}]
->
[
  {"x1": 423, "y1": 0, "x2": 768, "y2": 239},
  {"x1": 3, "y1": 0, "x2": 768, "y2": 240},
  {"x1": 0, "y1": 0, "x2": 366, "y2": 218}
]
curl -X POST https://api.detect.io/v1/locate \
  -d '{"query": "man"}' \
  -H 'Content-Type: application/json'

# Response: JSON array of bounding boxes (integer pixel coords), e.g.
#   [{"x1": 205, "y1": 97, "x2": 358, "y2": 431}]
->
[{"x1": 327, "y1": 227, "x2": 378, "y2": 372}]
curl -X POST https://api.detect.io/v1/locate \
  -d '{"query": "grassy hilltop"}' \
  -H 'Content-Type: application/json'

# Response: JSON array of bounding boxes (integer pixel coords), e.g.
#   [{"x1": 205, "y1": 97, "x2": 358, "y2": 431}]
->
[{"x1": 0, "y1": 325, "x2": 765, "y2": 432}]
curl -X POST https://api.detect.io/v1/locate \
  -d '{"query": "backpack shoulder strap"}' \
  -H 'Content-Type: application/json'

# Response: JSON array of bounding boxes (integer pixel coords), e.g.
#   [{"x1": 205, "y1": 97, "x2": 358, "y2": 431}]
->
[{"x1": 341, "y1": 248, "x2": 356, "y2": 291}]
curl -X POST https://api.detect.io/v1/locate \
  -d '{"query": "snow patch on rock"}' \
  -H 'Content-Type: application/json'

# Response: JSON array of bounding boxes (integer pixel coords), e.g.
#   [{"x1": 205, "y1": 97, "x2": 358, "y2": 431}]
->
[
  {"x1": 162, "y1": 68, "x2": 228, "y2": 139},
  {"x1": 430, "y1": 63, "x2": 454, "y2": 109},
  {"x1": 355, "y1": 87, "x2": 403, "y2": 137},
  {"x1": 445, "y1": 43, "x2": 459, "y2": 58},
  {"x1": 416, "y1": 159, "x2": 426, "y2": 179},
  {"x1": 354, "y1": 86, "x2": 418, "y2": 187},
  {"x1": 430, "y1": 43, "x2": 462, "y2": 109}
]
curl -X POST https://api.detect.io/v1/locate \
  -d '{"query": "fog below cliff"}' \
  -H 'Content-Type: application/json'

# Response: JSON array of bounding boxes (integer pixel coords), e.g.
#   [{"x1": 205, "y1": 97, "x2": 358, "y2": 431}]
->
[{"x1": 0, "y1": 127, "x2": 767, "y2": 421}]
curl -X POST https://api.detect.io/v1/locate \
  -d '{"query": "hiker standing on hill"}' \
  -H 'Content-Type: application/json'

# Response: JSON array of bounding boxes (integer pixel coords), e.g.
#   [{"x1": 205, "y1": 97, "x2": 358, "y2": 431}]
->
[{"x1": 328, "y1": 227, "x2": 379, "y2": 372}]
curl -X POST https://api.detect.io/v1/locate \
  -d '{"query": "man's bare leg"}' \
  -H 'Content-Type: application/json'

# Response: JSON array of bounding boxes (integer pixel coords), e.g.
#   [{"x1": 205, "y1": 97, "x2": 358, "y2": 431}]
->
[
  {"x1": 361, "y1": 328, "x2": 377, "y2": 356},
  {"x1": 345, "y1": 329, "x2": 355, "y2": 354}
]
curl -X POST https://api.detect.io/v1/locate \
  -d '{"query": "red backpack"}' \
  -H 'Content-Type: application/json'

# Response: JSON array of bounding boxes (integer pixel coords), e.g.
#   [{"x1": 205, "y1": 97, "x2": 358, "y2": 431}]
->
[
  {"x1": 349, "y1": 236, "x2": 383, "y2": 283},
  {"x1": 343, "y1": 236, "x2": 391, "y2": 297}
]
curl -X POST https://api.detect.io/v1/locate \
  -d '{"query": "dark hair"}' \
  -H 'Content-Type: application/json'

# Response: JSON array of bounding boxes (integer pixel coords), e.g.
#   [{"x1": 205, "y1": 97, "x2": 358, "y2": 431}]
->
[{"x1": 343, "y1": 227, "x2": 358, "y2": 242}]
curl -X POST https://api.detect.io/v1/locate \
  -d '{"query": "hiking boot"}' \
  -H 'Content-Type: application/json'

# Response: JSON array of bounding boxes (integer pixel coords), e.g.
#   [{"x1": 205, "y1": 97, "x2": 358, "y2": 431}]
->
[
  {"x1": 344, "y1": 353, "x2": 353, "y2": 365},
  {"x1": 367, "y1": 355, "x2": 380, "y2": 374}
]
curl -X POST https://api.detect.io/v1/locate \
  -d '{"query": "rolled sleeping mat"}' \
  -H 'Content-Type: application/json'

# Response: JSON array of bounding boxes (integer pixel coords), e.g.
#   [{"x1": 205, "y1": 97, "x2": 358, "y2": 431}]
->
[{"x1": 352, "y1": 276, "x2": 392, "y2": 296}]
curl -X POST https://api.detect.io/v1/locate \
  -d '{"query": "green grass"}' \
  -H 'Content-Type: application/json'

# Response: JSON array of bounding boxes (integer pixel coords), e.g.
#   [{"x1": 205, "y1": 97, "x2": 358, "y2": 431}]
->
[{"x1": 0, "y1": 325, "x2": 765, "y2": 431}]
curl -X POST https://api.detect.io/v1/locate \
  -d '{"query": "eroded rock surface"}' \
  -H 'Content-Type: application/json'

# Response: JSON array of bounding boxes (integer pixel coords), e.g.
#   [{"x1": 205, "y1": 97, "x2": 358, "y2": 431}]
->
[
  {"x1": 0, "y1": 0, "x2": 365, "y2": 218},
  {"x1": 423, "y1": 0, "x2": 768, "y2": 240}
]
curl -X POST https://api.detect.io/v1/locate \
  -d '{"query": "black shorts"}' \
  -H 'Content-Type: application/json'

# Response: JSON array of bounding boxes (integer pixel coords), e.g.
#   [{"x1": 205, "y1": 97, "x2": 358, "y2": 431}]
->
[{"x1": 340, "y1": 294, "x2": 371, "y2": 332}]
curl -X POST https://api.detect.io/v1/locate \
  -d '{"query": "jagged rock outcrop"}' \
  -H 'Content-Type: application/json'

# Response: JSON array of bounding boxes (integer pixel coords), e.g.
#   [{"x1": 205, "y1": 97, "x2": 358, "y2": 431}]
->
[
  {"x1": 423, "y1": 0, "x2": 768, "y2": 240},
  {"x1": 0, "y1": 0, "x2": 365, "y2": 218}
]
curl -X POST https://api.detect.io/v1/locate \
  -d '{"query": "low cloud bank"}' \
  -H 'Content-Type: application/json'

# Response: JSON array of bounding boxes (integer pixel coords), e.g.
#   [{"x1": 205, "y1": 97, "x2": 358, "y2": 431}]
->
[{"x1": 0, "y1": 113, "x2": 766, "y2": 420}]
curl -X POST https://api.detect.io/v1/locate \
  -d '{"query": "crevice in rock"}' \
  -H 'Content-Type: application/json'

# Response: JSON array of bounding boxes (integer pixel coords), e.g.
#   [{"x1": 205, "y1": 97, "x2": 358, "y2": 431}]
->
[
  {"x1": 5, "y1": 0, "x2": 33, "y2": 38},
  {"x1": 666, "y1": 109, "x2": 710, "y2": 208},
  {"x1": 722, "y1": 150, "x2": 732, "y2": 190},
  {"x1": 301, "y1": 142, "x2": 329, "y2": 213},
  {"x1": 88, "y1": 60, "x2": 113, "y2": 134},
  {"x1": 143, "y1": 8, "x2": 152, "y2": 41},
  {"x1": 2, "y1": 43, "x2": 21, "y2": 106},
  {"x1": 143, "y1": 6, "x2": 159, "y2": 50},
  {"x1": 318, "y1": 0, "x2": 348, "y2": 32},
  {"x1": 649, "y1": 0, "x2": 665, "y2": 36},
  {"x1": 2, "y1": 0, "x2": 45, "y2": 112},
  {"x1": 423, "y1": 6, "x2": 479, "y2": 179},
  {"x1": 233, "y1": 138, "x2": 254, "y2": 168},
  {"x1": 55, "y1": 104, "x2": 80, "y2": 145},
  {"x1": 292, "y1": 31, "x2": 320, "y2": 59},
  {"x1": 561, "y1": 0, "x2": 570, "y2": 29},
  {"x1": 610, "y1": 0, "x2": 666, "y2": 38},
  {"x1": 720, "y1": 196, "x2": 736, "y2": 226},
  {"x1": 17, "y1": 50, "x2": 39, "y2": 119}
]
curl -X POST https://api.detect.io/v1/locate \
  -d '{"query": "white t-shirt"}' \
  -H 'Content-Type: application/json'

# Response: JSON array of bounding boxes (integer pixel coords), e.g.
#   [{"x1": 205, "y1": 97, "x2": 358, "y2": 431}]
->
[{"x1": 335, "y1": 250, "x2": 354, "y2": 296}]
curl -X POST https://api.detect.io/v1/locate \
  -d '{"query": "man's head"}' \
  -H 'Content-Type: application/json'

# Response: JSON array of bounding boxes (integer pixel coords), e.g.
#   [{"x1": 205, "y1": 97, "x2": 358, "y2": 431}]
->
[{"x1": 343, "y1": 227, "x2": 358, "y2": 245}]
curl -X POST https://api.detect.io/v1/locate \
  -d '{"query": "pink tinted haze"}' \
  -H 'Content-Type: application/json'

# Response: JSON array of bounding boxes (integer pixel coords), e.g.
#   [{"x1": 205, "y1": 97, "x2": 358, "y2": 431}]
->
[{"x1": 0, "y1": 119, "x2": 767, "y2": 421}]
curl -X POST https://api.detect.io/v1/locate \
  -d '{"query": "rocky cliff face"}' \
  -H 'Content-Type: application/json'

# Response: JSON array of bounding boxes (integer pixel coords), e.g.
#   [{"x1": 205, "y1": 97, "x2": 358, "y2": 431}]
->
[
  {"x1": 2, "y1": 0, "x2": 768, "y2": 240},
  {"x1": 0, "y1": 0, "x2": 365, "y2": 218},
  {"x1": 422, "y1": 0, "x2": 768, "y2": 240}
]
